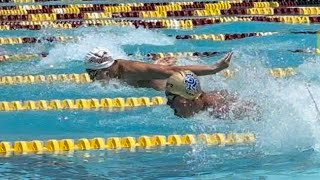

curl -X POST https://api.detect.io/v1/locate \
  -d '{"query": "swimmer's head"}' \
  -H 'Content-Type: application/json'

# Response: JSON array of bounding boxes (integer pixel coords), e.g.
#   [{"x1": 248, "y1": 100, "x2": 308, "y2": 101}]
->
[
  {"x1": 165, "y1": 70, "x2": 202, "y2": 100},
  {"x1": 84, "y1": 47, "x2": 115, "y2": 70},
  {"x1": 84, "y1": 47, "x2": 115, "y2": 81}
]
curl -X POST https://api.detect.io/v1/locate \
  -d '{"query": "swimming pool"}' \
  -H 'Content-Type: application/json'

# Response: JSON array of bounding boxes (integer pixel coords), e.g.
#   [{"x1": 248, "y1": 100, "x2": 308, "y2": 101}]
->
[{"x1": 1, "y1": 1, "x2": 320, "y2": 179}]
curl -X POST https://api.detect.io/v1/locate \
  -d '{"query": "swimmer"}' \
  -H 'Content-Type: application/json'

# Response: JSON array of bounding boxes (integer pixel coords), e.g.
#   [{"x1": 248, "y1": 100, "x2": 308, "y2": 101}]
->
[
  {"x1": 165, "y1": 70, "x2": 259, "y2": 119},
  {"x1": 84, "y1": 47, "x2": 233, "y2": 90},
  {"x1": 288, "y1": 48, "x2": 315, "y2": 54}
]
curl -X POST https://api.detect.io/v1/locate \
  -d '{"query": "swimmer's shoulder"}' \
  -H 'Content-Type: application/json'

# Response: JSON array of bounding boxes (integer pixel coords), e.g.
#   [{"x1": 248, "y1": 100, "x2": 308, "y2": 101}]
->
[
  {"x1": 204, "y1": 90, "x2": 232, "y2": 103},
  {"x1": 116, "y1": 59, "x2": 141, "y2": 64},
  {"x1": 207, "y1": 90, "x2": 229, "y2": 96}
]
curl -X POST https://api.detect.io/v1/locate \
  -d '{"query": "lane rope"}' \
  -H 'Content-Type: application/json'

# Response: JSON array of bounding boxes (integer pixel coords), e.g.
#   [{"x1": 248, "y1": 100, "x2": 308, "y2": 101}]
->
[
  {"x1": 0, "y1": 96, "x2": 166, "y2": 111},
  {"x1": 0, "y1": 51, "x2": 225, "y2": 62},
  {"x1": 0, "y1": 68, "x2": 298, "y2": 86},
  {"x1": 2, "y1": 30, "x2": 318, "y2": 45},
  {"x1": 0, "y1": 67, "x2": 298, "y2": 86},
  {"x1": 0, "y1": 133, "x2": 256, "y2": 157},
  {"x1": 1, "y1": 15, "x2": 319, "y2": 31},
  {"x1": 1, "y1": 48, "x2": 318, "y2": 62},
  {"x1": 0, "y1": 2, "x2": 319, "y2": 23}
]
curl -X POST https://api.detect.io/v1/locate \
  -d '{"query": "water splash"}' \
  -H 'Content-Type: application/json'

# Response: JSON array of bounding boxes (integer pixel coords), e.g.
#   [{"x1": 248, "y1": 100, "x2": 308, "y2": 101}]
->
[
  {"x1": 185, "y1": 50, "x2": 320, "y2": 167},
  {"x1": 39, "y1": 26, "x2": 175, "y2": 69}
]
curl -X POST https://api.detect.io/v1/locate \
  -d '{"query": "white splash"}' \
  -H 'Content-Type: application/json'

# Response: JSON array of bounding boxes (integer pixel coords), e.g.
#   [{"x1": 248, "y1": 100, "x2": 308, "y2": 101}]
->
[
  {"x1": 38, "y1": 26, "x2": 175, "y2": 69},
  {"x1": 188, "y1": 50, "x2": 320, "y2": 156}
]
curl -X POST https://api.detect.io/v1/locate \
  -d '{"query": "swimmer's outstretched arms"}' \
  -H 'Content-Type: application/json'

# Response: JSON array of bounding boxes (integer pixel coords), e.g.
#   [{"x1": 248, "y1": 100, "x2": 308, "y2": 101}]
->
[
  {"x1": 84, "y1": 47, "x2": 233, "y2": 90},
  {"x1": 165, "y1": 70, "x2": 259, "y2": 119}
]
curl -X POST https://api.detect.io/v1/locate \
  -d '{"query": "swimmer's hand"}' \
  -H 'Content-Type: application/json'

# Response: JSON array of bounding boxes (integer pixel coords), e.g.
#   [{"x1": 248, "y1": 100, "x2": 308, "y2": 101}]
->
[{"x1": 216, "y1": 52, "x2": 233, "y2": 69}]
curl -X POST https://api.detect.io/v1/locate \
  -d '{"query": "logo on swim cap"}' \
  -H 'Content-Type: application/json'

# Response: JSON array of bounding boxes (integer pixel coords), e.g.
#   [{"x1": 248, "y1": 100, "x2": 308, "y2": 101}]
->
[
  {"x1": 166, "y1": 70, "x2": 202, "y2": 100},
  {"x1": 184, "y1": 72, "x2": 200, "y2": 95},
  {"x1": 84, "y1": 47, "x2": 115, "y2": 70}
]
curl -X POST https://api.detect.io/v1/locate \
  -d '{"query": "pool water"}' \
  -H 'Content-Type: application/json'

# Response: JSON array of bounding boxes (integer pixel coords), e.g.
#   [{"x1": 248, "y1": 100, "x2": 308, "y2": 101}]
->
[{"x1": 1, "y1": 14, "x2": 320, "y2": 179}]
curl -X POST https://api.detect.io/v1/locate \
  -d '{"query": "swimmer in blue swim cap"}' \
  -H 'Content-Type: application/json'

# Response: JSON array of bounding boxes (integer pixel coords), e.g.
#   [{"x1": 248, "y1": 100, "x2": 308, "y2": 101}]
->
[
  {"x1": 84, "y1": 47, "x2": 233, "y2": 90},
  {"x1": 165, "y1": 70, "x2": 259, "y2": 119}
]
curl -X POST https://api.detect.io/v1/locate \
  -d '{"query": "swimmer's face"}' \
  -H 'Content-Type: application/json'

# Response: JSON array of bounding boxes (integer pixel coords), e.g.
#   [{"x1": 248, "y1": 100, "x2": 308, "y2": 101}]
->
[
  {"x1": 87, "y1": 69, "x2": 111, "y2": 83},
  {"x1": 165, "y1": 91, "x2": 198, "y2": 118}
]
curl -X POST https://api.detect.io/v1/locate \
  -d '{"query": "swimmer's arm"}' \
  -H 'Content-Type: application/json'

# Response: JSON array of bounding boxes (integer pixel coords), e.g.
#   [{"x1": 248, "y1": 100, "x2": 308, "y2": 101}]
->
[
  {"x1": 172, "y1": 52, "x2": 233, "y2": 76},
  {"x1": 123, "y1": 52, "x2": 233, "y2": 80}
]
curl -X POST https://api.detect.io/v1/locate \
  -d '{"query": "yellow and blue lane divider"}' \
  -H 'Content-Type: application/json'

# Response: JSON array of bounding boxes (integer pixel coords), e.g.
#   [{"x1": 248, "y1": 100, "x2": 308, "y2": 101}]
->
[{"x1": 0, "y1": 133, "x2": 256, "y2": 157}]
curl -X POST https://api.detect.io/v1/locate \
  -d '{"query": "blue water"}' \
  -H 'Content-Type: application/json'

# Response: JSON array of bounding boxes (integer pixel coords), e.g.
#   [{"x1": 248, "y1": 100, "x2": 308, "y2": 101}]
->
[{"x1": 1, "y1": 19, "x2": 320, "y2": 179}]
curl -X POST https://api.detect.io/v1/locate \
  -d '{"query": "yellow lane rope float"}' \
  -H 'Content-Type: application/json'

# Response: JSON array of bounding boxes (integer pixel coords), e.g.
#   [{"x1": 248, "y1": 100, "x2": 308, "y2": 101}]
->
[
  {"x1": 0, "y1": 73, "x2": 92, "y2": 85},
  {"x1": 0, "y1": 1, "x2": 231, "y2": 6},
  {"x1": 0, "y1": 36, "x2": 78, "y2": 45},
  {"x1": 0, "y1": 15, "x2": 316, "y2": 32},
  {"x1": 0, "y1": 1, "x2": 232, "y2": 15},
  {"x1": 0, "y1": 31, "x2": 295, "y2": 45},
  {"x1": 0, "y1": 5, "x2": 319, "y2": 25},
  {"x1": 0, "y1": 68, "x2": 296, "y2": 86},
  {"x1": 0, "y1": 1, "x2": 318, "y2": 19},
  {"x1": 0, "y1": 53, "x2": 43, "y2": 62},
  {"x1": 174, "y1": 32, "x2": 278, "y2": 41},
  {"x1": 1, "y1": 29, "x2": 319, "y2": 45},
  {"x1": 1, "y1": 48, "x2": 319, "y2": 62},
  {"x1": 0, "y1": 32, "x2": 276, "y2": 45},
  {"x1": 1, "y1": 0, "x2": 310, "y2": 9},
  {"x1": 3, "y1": 0, "x2": 162, "y2": 3},
  {"x1": 0, "y1": 68, "x2": 298, "y2": 86},
  {"x1": 0, "y1": 133, "x2": 256, "y2": 156},
  {"x1": 0, "y1": 1, "x2": 228, "y2": 22},
  {"x1": 0, "y1": 51, "x2": 225, "y2": 62},
  {"x1": 222, "y1": 68, "x2": 297, "y2": 79},
  {"x1": 0, "y1": 96, "x2": 166, "y2": 111}
]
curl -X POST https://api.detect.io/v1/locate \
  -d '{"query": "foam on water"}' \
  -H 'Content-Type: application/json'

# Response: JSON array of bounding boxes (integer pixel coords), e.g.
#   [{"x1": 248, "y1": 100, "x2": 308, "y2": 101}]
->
[
  {"x1": 39, "y1": 26, "x2": 175, "y2": 69},
  {"x1": 179, "y1": 52, "x2": 320, "y2": 173},
  {"x1": 195, "y1": 51, "x2": 320, "y2": 154}
]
